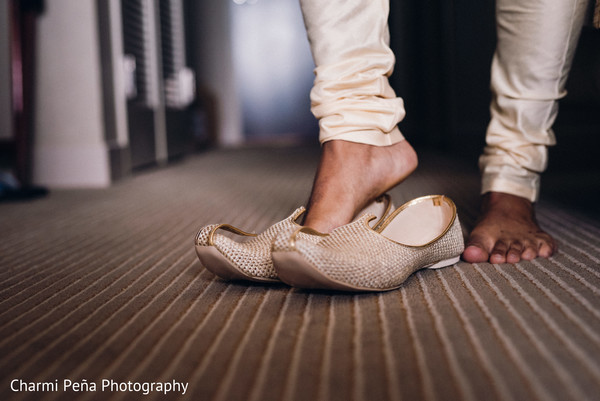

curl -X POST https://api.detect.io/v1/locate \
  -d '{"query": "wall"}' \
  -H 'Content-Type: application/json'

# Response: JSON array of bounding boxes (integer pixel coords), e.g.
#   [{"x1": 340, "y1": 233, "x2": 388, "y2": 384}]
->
[
  {"x1": 388, "y1": 0, "x2": 496, "y2": 154},
  {"x1": 188, "y1": 0, "x2": 243, "y2": 146},
  {"x1": 98, "y1": 0, "x2": 130, "y2": 175},
  {"x1": 550, "y1": 26, "x2": 600, "y2": 170},
  {"x1": 0, "y1": 1, "x2": 11, "y2": 140},
  {"x1": 33, "y1": 0, "x2": 111, "y2": 187},
  {"x1": 230, "y1": 0, "x2": 317, "y2": 142},
  {"x1": 389, "y1": 0, "x2": 600, "y2": 165}
]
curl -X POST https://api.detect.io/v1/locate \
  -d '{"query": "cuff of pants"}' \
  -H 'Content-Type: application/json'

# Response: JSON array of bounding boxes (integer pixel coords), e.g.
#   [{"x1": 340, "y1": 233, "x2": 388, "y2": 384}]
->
[
  {"x1": 480, "y1": 162, "x2": 540, "y2": 203},
  {"x1": 319, "y1": 126, "x2": 405, "y2": 146},
  {"x1": 311, "y1": 62, "x2": 407, "y2": 147}
]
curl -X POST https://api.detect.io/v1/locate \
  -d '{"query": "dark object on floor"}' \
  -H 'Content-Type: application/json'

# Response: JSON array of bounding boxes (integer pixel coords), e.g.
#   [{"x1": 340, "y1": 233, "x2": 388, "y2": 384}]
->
[{"x1": 0, "y1": 171, "x2": 47, "y2": 202}]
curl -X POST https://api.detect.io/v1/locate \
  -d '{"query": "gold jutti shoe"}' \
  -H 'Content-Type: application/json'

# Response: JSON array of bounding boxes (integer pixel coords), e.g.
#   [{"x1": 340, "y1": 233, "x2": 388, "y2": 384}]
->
[
  {"x1": 194, "y1": 195, "x2": 394, "y2": 282},
  {"x1": 271, "y1": 195, "x2": 464, "y2": 291}
]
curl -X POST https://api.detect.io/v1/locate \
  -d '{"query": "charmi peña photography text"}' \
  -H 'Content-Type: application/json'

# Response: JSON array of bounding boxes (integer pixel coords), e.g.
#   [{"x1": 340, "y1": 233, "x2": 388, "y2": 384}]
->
[{"x1": 10, "y1": 378, "x2": 189, "y2": 396}]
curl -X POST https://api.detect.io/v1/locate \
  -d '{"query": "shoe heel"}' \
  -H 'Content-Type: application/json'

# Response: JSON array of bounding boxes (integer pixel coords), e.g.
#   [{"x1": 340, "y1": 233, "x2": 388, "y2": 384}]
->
[{"x1": 426, "y1": 256, "x2": 460, "y2": 270}]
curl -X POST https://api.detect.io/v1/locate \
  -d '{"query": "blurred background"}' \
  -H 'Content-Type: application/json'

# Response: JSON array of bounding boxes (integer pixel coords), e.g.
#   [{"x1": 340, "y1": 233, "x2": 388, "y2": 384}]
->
[{"x1": 1, "y1": 0, "x2": 599, "y2": 192}]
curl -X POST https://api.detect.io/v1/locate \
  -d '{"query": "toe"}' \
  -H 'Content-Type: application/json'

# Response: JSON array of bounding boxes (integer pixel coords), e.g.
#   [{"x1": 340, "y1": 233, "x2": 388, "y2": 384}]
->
[
  {"x1": 490, "y1": 240, "x2": 509, "y2": 264},
  {"x1": 462, "y1": 244, "x2": 489, "y2": 263},
  {"x1": 521, "y1": 244, "x2": 538, "y2": 260},
  {"x1": 536, "y1": 232, "x2": 557, "y2": 258},
  {"x1": 463, "y1": 233, "x2": 492, "y2": 263},
  {"x1": 538, "y1": 241, "x2": 556, "y2": 258},
  {"x1": 506, "y1": 241, "x2": 523, "y2": 264}
]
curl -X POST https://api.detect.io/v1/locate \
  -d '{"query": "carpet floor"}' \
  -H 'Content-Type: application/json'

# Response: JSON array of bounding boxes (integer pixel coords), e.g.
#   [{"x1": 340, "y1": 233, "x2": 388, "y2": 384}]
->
[{"x1": 1, "y1": 146, "x2": 599, "y2": 401}]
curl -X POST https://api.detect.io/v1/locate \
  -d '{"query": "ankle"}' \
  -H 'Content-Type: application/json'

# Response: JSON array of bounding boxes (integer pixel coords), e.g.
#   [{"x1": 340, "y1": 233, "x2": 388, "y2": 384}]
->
[
  {"x1": 304, "y1": 139, "x2": 418, "y2": 232},
  {"x1": 481, "y1": 192, "x2": 536, "y2": 223}
]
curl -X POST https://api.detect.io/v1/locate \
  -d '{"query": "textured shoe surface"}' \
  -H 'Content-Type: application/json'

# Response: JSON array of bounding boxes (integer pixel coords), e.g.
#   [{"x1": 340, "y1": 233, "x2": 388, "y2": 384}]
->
[
  {"x1": 272, "y1": 195, "x2": 465, "y2": 291},
  {"x1": 195, "y1": 194, "x2": 394, "y2": 282},
  {"x1": 195, "y1": 207, "x2": 306, "y2": 282}
]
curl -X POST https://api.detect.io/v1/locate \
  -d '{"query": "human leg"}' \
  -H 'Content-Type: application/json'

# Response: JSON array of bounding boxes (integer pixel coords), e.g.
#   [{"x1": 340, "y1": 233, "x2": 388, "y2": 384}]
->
[
  {"x1": 464, "y1": 0, "x2": 589, "y2": 263},
  {"x1": 299, "y1": 0, "x2": 417, "y2": 233}
]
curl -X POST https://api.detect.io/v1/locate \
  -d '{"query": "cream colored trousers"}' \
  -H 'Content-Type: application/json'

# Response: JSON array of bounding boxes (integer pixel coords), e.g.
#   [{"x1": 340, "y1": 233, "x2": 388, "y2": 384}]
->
[{"x1": 300, "y1": 0, "x2": 589, "y2": 202}]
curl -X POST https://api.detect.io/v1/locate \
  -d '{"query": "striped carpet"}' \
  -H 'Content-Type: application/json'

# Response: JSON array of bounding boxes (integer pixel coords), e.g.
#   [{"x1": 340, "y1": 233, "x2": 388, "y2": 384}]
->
[{"x1": 1, "y1": 146, "x2": 599, "y2": 401}]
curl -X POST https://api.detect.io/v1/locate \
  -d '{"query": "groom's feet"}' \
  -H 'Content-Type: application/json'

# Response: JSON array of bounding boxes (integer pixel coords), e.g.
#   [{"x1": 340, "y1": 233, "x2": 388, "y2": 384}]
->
[
  {"x1": 463, "y1": 192, "x2": 557, "y2": 263},
  {"x1": 303, "y1": 140, "x2": 418, "y2": 233}
]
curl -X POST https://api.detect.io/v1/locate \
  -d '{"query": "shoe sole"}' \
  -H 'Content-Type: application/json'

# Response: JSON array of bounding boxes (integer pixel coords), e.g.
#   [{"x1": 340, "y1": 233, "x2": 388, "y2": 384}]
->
[
  {"x1": 196, "y1": 246, "x2": 279, "y2": 283},
  {"x1": 272, "y1": 251, "x2": 460, "y2": 292}
]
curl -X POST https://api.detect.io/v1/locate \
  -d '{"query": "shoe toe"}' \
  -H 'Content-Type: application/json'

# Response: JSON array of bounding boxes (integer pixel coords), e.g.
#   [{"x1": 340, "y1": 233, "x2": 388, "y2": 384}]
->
[{"x1": 195, "y1": 224, "x2": 221, "y2": 247}]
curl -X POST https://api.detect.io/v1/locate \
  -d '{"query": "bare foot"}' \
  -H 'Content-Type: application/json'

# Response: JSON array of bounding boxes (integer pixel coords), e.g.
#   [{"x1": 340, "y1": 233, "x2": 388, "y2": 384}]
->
[
  {"x1": 463, "y1": 192, "x2": 557, "y2": 263},
  {"x1": 303, "y1": 139, "x2": 418, "y2": 233}
]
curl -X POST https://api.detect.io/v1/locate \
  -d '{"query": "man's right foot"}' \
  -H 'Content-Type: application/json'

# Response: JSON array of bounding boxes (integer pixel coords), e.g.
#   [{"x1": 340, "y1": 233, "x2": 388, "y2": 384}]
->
[
  {"x1": 463, "y1": 192, "x2": 557, "y2": 263},
  {"x1": 303, "y1": 139, "x2": 418, "y2": 233}
]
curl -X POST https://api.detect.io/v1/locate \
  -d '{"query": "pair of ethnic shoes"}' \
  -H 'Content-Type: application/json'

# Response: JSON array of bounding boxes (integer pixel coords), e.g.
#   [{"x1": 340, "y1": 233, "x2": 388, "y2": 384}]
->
[{"x1": 195, "y1": 194, "x2": 464, "y2": 292}]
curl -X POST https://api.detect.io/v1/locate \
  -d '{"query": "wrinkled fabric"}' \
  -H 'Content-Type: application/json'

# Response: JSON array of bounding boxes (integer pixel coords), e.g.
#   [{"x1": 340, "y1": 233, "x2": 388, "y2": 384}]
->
[
  {"x1": 300, "y1": 0, "x2": 405, "y2": 146},
  {"x1": 301, "y1": 0, "x2": 589, "y2": 201},
  {"x1": 480, "y1": 0, "x2": 588, "y2": 201}
]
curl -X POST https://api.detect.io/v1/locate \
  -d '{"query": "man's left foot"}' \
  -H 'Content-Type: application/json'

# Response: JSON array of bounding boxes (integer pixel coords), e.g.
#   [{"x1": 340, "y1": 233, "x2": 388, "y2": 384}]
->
[{"x1": 463, "y1": 192, "x2": 557, "y2": 263}]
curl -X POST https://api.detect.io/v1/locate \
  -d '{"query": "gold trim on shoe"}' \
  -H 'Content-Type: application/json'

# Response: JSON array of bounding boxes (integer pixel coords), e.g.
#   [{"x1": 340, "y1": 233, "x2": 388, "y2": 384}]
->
[
  {"x1": 371, "y1": 195, "x2": 457, "y2": 248},
  {"x1": 371, "y1": 193, "x2": 393, "y2": 231},
  {"x1": 206, "y1": 224, "x2": 258, "y2": 246}
]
